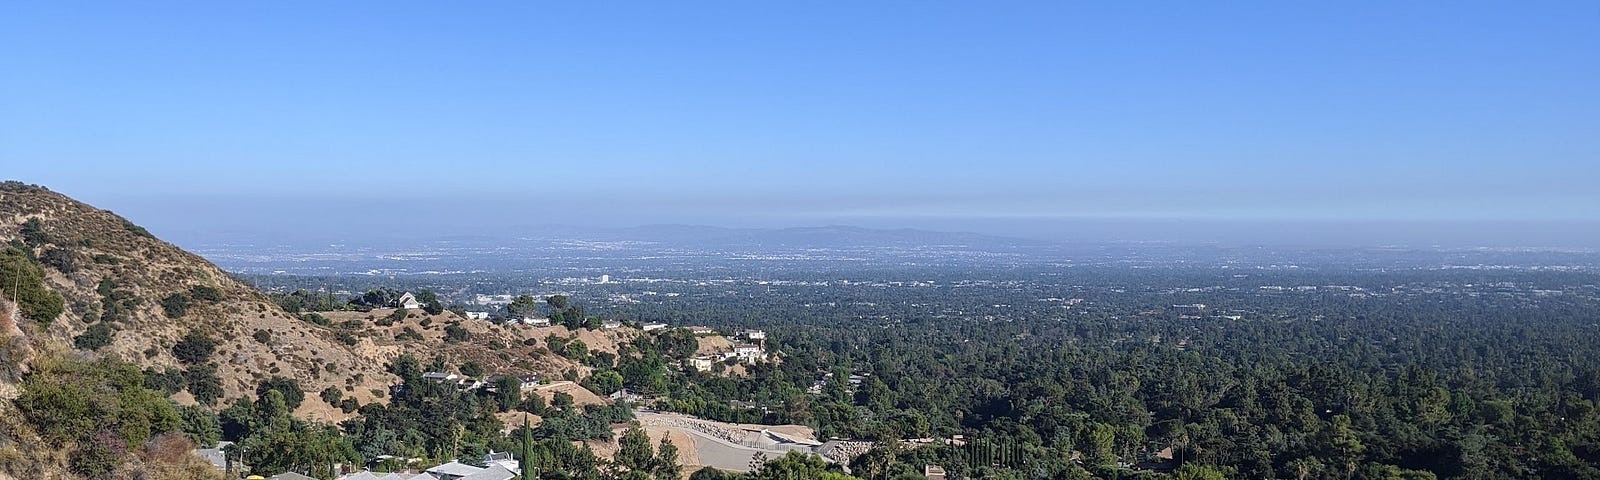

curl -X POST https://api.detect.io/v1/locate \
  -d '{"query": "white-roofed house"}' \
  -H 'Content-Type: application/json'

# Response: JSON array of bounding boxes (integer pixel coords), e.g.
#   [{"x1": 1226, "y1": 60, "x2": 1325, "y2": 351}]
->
[
  {"x1": 337, "y1": 472, "x2": 382, "y2": 480},
  {"x1": 459, "y1": 464, "x2": 517, "y2": 480},
  {"x1": 397, "y1": 292, "x2": 424, "y2": 310},
  {"x1": 425, "y1": 461, "x2": 486, "y2": 480}
]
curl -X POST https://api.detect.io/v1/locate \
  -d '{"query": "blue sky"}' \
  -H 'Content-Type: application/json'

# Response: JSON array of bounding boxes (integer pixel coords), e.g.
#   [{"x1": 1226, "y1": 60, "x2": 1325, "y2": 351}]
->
[{"x1": 2, "y1": 2, "x2": 1597, "y2": 239}]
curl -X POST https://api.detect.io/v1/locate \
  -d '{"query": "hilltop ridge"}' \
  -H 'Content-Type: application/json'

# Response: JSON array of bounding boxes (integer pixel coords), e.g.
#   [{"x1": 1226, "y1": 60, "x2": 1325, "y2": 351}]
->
[{"x1": 0, "y1": 181, "x2": 625, "y2": 420}]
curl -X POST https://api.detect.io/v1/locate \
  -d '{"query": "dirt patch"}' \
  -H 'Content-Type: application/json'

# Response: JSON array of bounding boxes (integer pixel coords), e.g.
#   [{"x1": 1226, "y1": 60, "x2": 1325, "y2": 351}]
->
[
  {"x1": 695, "y1": 336, "x2": 733, "y2": 356},
  {"x1": 532, "y1": 381, "x2": 608, "y2": 406}
]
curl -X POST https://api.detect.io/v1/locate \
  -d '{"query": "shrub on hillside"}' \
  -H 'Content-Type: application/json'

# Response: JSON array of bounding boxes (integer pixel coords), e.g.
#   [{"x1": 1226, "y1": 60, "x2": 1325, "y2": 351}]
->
[
  {"x1": 161, "y1": 293, "x2": 191, "y2": 318},
  {"x1": 0, "y1": 246, "x2": 65, "y2": 325},
  {"x1": 73, "y1": 322, "x2": 114, "y2": 350},
  {"x1": 172, "y1": 331, "x2": 217, "y2": 365},
  {"x1": 256, "y1": 376, "x2": 305, "y2": 410},
  {"x1": 190, "y1": 285, "x2": 224, "y2": 302},
  {"x1": 185, "y1": 364, "x2": 223, "y2": 406},
  {"x1": 39, "y1": 248, "x2": 76, "y2": 273}
]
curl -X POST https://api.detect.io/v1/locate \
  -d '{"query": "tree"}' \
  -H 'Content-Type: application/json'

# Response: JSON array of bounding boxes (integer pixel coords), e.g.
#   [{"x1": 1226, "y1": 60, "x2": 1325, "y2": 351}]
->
[
  {"x1": 508, "y1": 295, "x2": 541, "y2": 319},
  {"x1": 655, "y1": 437, "x2": 681, "y2": 480},
  {"x1": 321, "y1": 387, "x2": 344, "y2": 406},
  {"x1": 173, "y1": 331, "x2": 217, "y2": 365},
  {"x1": 257, "y1": 376, "x2": 306, "y2": 411},
  {"x1": 589, "y1": 370, "x2": 625, "y2": 396},
  {"x1": 1327, "y1": 415, "x2": 1365, "y2": 479},
  {"x1": 617, "y1": 426, "x2": 655, "y2": 473},
  {"x1": 1174, "y1": 463, "x2": 1228, "y2": 480},
  {"x1": 418, "y1": 290, "x2": 445, "y2": 315},
  {"x1": 460, "y1": 361, "x2": 485, "y2": 378},
  {"x1": 20, "y1": 217, "x2": 50, "y2": 246},
  {"x1": 495, "y1": 376, "x2": 522, "y2": 412},
  {"x1": 186, "y1": 364, "x2": 223, "y2": 405},
  {"x1": 547, "y1": 295, "x2": 570, "y2": 310},
  {"x1": 0, "y1": 246, "x2": 65, "y2": 325}
]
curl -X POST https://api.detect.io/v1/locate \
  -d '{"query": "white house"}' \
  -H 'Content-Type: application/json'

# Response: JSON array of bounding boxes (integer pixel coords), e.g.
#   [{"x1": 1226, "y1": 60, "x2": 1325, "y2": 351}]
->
[
  {"x1": 688, "y1": 356, "x2": 716, "y2": 372},
  {"x1": 687, "y1": 326, "x2": 716, "y2": 335},
  {"x1": 465, "y1": 311, "x2": 490, "y2": 320},
  {"x1": 601, "y1": 320, "x2": 623, "y2": 329},
  {"x1": 642, "y1": 322, "x2": 668, "y2": 331},
  {"x1": 397, "y1": 293, "x2": 424, "y2": 310},
  {"x1": 740, "y1": 329, "x2": 767, "y2": 342},
  {"x1": 522, "y1": 317, "x2": 551, "y2": 327},
  {"x1": 426, "y1": 461, "x2": 486, "y2": 480},
  {"x1": 733, "y1": 344, "x2": 764, "y2": 362}
]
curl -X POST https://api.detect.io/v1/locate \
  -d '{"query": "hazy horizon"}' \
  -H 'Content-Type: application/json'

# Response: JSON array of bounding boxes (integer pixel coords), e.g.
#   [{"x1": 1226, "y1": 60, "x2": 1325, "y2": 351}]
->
[{"x1": 5, "y1": 2, "x2": 1597, "y2": 248}]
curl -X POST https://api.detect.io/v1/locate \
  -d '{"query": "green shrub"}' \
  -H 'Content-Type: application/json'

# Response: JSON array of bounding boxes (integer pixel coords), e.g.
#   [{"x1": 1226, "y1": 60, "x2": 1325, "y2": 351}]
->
[
  {"x1": 185, "y1": 364, "x2": 223, "y2": 406},
  {"x1": 256, "y1": 376, "x2": 305, "y2": 410},
  {"x1": 172, "y1": 331, "x2": 216, "y2": 365},
  {"x1": 0, "y1": 246, "x2": 65, "y2": 325},
  {"x1": 190, "y1": 285, "x2": 224, "y2": 302},
  {"x1": 320, "y1": 386, "x2": 343, "y2": 405},
  {"x1": 20, "y1": 218, "x2": 51, "y2": 247},
  {"x1": 161, "y1": 293, "x2": 191, "y2": 318},
  {"x1": 40, "y1": 248, "x2": 76, "y2": 273},
  {"x1": 73, "y1": 323, "x2": 114, "y2": 350}
]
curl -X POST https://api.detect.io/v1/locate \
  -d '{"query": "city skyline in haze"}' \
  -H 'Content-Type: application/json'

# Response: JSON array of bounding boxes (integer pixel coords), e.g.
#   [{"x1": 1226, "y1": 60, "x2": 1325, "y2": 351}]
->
[{"x1": 3, "y1": 2, "x2": 1597, "y2": 247}]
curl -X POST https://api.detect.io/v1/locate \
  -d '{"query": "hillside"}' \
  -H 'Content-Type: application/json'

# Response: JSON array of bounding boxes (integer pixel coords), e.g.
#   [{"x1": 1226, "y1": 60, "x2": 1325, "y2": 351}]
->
[{"x1": 0, "y1": 182, "x2": 620, "y2": 418}]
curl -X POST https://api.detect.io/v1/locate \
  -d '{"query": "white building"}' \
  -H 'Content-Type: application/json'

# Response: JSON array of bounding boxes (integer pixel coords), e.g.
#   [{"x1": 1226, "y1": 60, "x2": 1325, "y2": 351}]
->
[
  {"x1": 601, "y1": 320, "x2": 623, "y2": 329},
  {"x1": 465, "y1": 311, "x2": 490, "y2": 320},
  {"x1": 689, "y1": 356, "x2": 716, "y2": 372},
  {"x1": 740, "y1": 329, "x2": 767, "y2": 342},
  {"x1": 732, "y1": 344, "x2": 764, "y2": 362},
  {"x1": 520, "y1": 317, "x2": 551, "y2": 327},
  {"x1": 642, "y1": 322, "x2": 668, "y2": 331},
  {"x1": 397, "y1": 292, "x2": 424, "y2": 310}
]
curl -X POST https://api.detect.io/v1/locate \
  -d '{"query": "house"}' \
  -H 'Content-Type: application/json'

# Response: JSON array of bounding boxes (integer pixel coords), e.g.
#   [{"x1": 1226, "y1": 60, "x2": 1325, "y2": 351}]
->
[
  {"x1": 337, "y1": 472, "x2": 382, "y2": 480},
  {"x1": 269, "y1": 473, "x2": 318, "y2": 480},
  {"x1": 397, "y1": 292, "x2": 424, "y2": 310},
  {"x1": 521, "y1": 317, "x2": 551, "y2": 327},
  {"x1": 688, "y1": 356, "x2": 715, "y2": 372},
  {"x1": 459, "y1": 465, "x2": 517, "y2": 480},
  {"x1": 517, "y1": 375, "x2": 541, "y2": 390},
  {"x1": 924, "y1": 465, "x2": 948, "y2": 480},
  {"x1": 642, "y1": 322, "x2": 668, "y2": 331},
  {"x1": 426, "y1": 461, "x2": 487, "y2": 480},
  {"x1": 483, "y1": 452, "x2": 519, "y2": 472},
  {"x1": 465, "y1": 311, "x2": 490, "y2": 320},
  {"x1": 733, "y1": 344, "x2": 764, "y2": 362},
  {"x1": 740, "y1": 329, "x2": 767, "y2": 342},
  {"x1": 601, "y1": 320, "x2": 622, "y2": 329},
  {"x1": 687, "y1": 326, "x2": 716, "y2": 335},
  {"x1": 194, "y1": 441, "x2": 232, "y2": 471}
]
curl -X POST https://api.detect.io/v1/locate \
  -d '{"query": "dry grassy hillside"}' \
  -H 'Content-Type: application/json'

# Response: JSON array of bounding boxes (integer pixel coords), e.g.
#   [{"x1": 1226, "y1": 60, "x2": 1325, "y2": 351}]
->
[{"x1": 0, "y1": 182, "x2": 628, "y2": 421}]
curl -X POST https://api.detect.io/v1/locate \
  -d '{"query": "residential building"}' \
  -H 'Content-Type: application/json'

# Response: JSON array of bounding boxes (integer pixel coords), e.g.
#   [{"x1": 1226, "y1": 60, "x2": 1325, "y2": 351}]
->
[
  {"x1": 733, "y1": 344, "x2": 764, "y2": 362},
  {"x1": 426, "y1": 461, "x2": 486, "y2": 480},
  {"x1": 522, "y1": 317, "x2": 551, "y2": 327},
  {"x1": 464, "y1": 311, "x2": 490, "y2": 320},
  {"x1": 601, "y1": 320, "x2": 622, "y2": 329},
  {"x1": 687, "y1": 326, "x2": 716, "y2": 335},
  {"x1": 397, "y1": 292, "x2": 423, "y2": 310},
  {"x1": 642, "y1": 322, "x2": 668, "y2": 331},
  {"x1": 689, "y1": 356, "x2": 716, "y2": 372}
]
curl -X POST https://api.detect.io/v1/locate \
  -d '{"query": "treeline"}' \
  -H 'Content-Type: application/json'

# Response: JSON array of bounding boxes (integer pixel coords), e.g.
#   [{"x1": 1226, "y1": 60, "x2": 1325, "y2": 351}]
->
[{"x1": 620, "y1": 268, "x2": 1600, "y2": 479}]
